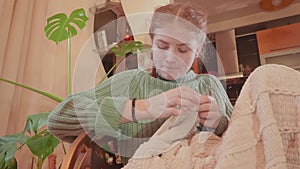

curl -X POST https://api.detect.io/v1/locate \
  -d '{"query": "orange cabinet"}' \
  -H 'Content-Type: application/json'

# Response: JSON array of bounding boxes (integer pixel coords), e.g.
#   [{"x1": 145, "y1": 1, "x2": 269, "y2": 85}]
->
[{"x1": 256, "y1": 22, "x2": 300, "y2": 55}]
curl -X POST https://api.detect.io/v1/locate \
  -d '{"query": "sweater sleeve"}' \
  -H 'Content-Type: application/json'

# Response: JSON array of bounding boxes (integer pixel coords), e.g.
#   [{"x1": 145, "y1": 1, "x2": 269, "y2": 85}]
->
[
  {"x1": 47, "y1": 70, "x2": 137, "y2": 142},
  {"x1": 204, "y1": 74, "x2": 233, "y2": 119},
  {"x1": 200, "y1": 74, "x2": 233, "y2": 136}
]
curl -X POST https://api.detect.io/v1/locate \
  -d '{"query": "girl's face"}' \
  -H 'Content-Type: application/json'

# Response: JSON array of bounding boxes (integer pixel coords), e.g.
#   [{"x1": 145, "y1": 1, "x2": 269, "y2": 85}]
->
[{"x1": 152, "y1": 25, "x2": 201, "y2": 80}]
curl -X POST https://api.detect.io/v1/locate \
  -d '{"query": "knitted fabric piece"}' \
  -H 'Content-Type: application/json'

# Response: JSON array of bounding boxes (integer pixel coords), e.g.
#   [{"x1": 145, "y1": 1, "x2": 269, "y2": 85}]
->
[
  {"x1": 216, "y1": 64, "x2": 300, "y2": 169},
  {"x1": 123, "y1": 132, "x2": 221, "y2": 169}
]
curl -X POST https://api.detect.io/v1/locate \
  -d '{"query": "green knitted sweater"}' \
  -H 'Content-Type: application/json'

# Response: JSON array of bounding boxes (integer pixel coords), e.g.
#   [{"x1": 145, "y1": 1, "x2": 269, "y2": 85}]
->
[{"x1": 48, "y1": 69, "x2": 232, "y2": 154}]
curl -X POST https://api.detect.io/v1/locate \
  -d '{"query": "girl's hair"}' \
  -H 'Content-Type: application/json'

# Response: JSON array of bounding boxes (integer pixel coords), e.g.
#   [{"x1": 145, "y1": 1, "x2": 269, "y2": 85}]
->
[{"x1": 149, "y1": 3, "x2": 207, "y2": 39}]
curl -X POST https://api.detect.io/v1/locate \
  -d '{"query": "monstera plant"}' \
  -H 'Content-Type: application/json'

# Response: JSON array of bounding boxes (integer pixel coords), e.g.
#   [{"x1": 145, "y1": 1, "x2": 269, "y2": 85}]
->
[
  {"x1": 0, "y1": 7, "x2": 151, "y2": 169},
  {"x1": 0, "y1": 8, "x2": 88, "y2": 169},
  {"x1": 45, "y1": 8, "x2": 89, "y2": 94}
]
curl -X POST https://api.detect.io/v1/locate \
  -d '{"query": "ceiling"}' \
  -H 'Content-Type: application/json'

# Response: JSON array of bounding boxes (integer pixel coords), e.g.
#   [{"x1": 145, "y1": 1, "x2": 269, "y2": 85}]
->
[
  {"x1": 174, "y1": 0, "x2": 300, "y2": 33},
  {"x1": 235, "y1": 13, "x2": 300, "y2": 36},
  {"x1": 98, "y1": 0, "x2": 300, "y2": 34}
]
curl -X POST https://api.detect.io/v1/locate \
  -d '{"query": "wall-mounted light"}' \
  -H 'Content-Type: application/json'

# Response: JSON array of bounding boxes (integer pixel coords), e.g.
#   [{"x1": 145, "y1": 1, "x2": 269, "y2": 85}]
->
[{"x1": 259, "y1": 0, "x2": 294, "y2": 11}]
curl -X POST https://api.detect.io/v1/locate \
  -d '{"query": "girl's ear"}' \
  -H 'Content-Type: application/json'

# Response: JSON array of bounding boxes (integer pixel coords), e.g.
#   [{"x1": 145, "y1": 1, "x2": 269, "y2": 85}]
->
[
  {"x1": 191, "y1": 57, "x2": 200, "y2": 74},
  {"x1": 192, "y1": 44, "x2": 204, "y2": 74}
]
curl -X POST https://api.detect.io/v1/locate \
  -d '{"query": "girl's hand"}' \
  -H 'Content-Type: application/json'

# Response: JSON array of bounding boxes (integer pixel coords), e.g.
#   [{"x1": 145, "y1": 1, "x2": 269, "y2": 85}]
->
[
  {"x1": 144, "y1": 86, "x2": 200, "y2": 120},
  {"x1": 198, "y1": 95, "x2": 222, "y2": 129}
]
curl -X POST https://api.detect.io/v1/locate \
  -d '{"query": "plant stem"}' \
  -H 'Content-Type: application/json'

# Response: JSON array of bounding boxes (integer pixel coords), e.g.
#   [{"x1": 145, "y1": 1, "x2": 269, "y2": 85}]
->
[
  {"x1": 98, "y1": 56, "x2": 125, "y2": 84},
  {"x1": 0, "y1": 78, "x2": 63, "y2": 102},
  {"x1": 37, "y1": 157, "x2": 44, "y2": 169},
  {"x1": 67, "y1": 35, "x2": 71, "y2": 95}
]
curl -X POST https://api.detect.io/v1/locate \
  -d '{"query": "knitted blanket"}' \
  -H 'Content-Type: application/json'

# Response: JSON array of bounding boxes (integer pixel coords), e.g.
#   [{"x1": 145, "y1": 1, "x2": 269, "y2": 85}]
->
[{"x1": 123, "y1": 64, "x2": 300, "y2": 169}]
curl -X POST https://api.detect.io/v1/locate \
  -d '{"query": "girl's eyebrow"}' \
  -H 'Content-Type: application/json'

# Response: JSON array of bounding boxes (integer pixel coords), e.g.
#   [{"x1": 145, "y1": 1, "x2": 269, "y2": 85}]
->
[
  {"x1": 177, "y1": 43, "x2": 191, "y2": 48},
  {"x1": 157, "y1": 39, "x2": 191, "y2": 47},
  {"x1": 178, "y1": 43, "x2": 190, "y2": 46},
  {"x1": 156, "y1": 39, "x2": 168, "y2": 44}
]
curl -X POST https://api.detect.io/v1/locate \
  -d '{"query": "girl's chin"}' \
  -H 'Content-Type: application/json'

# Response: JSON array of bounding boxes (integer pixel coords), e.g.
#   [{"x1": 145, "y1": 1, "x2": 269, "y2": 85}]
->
[{"x1": 158, "y1": 71, "x2": 182, "y2": 80}]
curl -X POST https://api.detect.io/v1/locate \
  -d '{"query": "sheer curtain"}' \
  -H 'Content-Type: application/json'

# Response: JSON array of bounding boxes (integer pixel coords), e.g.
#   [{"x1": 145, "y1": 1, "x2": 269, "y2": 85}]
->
[{"x1": 0, "y1": 0, "x2": 105, "y2": 168}]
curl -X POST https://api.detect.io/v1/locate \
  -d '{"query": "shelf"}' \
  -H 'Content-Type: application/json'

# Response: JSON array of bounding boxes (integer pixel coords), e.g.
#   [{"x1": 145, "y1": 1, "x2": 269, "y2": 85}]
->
[
  {"x1": 260, "y1": 47, "x2": 300, "y2": 60},
  {"x1": 218, "y1": 72, "x2": 244, "y2": 80},
  {"x1": 260, "y1": 47, "x2": 300, "y2": 71}
]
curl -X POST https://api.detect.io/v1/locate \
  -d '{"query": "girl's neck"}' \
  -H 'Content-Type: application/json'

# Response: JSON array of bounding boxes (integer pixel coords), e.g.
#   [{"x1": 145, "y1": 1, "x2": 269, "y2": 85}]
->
[{"x1": 151, "y1": 67, "x2": 196, "y2": 82}]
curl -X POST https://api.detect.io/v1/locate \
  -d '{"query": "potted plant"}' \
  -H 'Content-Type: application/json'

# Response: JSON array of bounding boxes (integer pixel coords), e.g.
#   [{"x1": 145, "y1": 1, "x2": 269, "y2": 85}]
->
[
  {"x1": 0, "y1": 7, "x2": 150, "y2": 168},
  {"x1": 0, "y1": 8, "x2": 88, "y2": 169}
]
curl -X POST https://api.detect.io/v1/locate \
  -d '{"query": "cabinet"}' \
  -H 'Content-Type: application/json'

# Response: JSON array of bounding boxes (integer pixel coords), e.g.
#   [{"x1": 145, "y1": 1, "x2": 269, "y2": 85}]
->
[
  {"x1": 259, "y1": 47, "x2": 300, "y2": 71},
  {"x1": 256, "y1": 22, "x2": 300, "y2": 71},
  {"x1": 256, "y1": 22, "x2": 300, "y2": 55}
]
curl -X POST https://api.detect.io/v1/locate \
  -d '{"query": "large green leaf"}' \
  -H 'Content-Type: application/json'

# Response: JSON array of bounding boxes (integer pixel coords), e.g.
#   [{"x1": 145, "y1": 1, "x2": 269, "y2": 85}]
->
[
  {"x1": 26, "y1": 132, "x2": 60, "y2": 161},
  {"x1": 0, "y1": 132, "x2": 28, "y2": 168},
  {"x1": 0, "y1": 77, "x2": 63, "y2": 102},
  {"x1": 24, "y1": 112, "x2": 50, "y2": 135},
  {"x1": 111, "y1": 41, "x2": 151, "y2": 57},
  {"x1": 44, "y1": 8, "x2": 89, "y2": 44}
]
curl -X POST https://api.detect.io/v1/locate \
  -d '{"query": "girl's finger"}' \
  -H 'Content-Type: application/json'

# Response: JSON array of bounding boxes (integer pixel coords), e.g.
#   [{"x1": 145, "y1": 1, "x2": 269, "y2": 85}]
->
[
  {"x1": 199, "y1": 95, "x2": 213, "y2": 104},
  {"x1": 198, "y1": 111, "x2": 209, "y2": 119},
  {"x1": 168, "y1": 97, "x2": 198, "y2": 110}
]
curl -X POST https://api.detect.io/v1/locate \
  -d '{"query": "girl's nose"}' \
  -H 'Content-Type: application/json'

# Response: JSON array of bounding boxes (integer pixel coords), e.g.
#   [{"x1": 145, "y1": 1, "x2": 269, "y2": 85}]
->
[{"x1": 165, "y1": 48, "x2": 178, "y2": 63}]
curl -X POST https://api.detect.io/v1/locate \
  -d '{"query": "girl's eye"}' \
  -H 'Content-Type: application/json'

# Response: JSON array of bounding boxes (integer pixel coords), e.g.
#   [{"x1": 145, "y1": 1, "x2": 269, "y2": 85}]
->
[
  {"x1": 156, "y1": 41, "x2": 169, "y2": 49},
  {"x1": 178, "y1": 46, "x2": 190, "y2": 53}
]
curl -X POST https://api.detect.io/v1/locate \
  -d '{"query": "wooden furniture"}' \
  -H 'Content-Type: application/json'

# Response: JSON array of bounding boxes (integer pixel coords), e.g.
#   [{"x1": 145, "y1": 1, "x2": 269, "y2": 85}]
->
[
  {"x1": 256, "y1": 22, "x2": 300, "y2": 55},
  {"x1": 259, "y1": 47, "x2": 300, "y2": 71},
  {"x1": 61, "y1": 132, "x2": 123, "y2": 169},
  {"x1": 256, "y1": 22, "x2": 300, "y2": 71}
]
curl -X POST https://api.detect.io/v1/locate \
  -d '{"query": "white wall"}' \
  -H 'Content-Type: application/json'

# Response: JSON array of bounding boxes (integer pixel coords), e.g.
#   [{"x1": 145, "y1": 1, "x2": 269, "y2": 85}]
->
[{"x1": 120, "y1": 0, "x2": 169, "y2": 70}]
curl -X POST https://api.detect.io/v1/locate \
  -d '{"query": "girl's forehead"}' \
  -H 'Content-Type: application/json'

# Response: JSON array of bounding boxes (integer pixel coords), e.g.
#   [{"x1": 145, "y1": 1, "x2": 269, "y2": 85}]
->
[
  {"x1": 154, "y1": 34, "x2": 191, "y2": 45},
  {"x1": 153, "y1": 27, "x2": 201, "y2": 46}
]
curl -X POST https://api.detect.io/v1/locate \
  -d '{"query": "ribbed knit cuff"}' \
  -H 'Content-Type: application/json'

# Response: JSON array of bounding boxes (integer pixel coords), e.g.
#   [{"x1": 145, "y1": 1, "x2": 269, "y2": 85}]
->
[
  {"x1": 95, "y1": 97, "x2": 128, "y2": 138},
  {"x1": 213, "y1": 116, "x2": 229, "y2": 136}
]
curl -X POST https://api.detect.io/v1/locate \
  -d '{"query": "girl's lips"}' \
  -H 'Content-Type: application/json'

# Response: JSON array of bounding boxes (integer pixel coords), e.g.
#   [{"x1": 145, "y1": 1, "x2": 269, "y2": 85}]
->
[
  {"x1": 163, "y1": 66, "x2": 177, "y2": 69},
  {"x1": 166, "y1": 67, "x2": 176, "y2": 69}
]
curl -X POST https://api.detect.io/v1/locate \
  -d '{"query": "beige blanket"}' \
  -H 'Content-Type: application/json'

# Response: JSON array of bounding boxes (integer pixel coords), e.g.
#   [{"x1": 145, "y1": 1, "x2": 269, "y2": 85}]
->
[{"x1": 123, "y1": 64, "x2": 300, "y2": 169}]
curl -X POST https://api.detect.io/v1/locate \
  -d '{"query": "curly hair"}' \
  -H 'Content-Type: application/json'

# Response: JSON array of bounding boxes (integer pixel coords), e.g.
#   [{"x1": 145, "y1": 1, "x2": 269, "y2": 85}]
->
[{"x1": 149, "y1": 3, "x2": 207, "y2": 39}]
